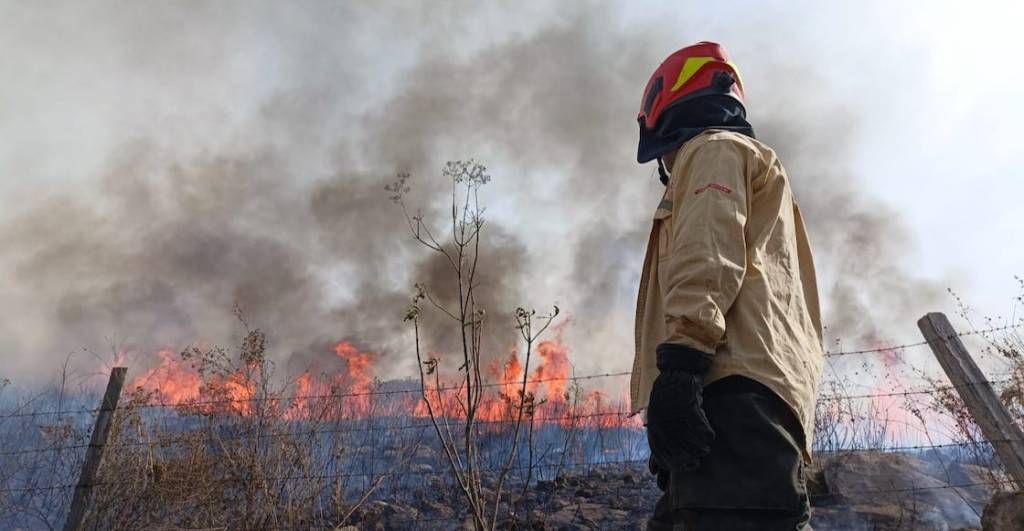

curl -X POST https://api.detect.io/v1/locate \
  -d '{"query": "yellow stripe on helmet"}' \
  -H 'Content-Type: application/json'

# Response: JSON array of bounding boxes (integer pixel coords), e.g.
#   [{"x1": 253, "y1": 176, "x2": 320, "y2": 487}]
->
[{"x1": 670, "y1": 57, "x2": 741, "y2": 92}]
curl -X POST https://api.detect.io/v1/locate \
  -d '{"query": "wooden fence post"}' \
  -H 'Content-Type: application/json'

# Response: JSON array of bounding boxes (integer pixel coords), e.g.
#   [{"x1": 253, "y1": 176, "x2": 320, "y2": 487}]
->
[
  {"x1": 63, "y1": 367, "x2": 127, "y2": 531},
  {"x1": 918, "y1": 313, "x2": 1024, "y2": 488}
]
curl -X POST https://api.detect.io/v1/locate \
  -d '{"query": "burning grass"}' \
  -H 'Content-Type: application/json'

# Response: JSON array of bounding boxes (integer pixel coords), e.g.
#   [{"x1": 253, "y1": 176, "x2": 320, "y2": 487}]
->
[
  {"x1": 0, "y1": 319, "x2": 646, "y2": 529},
  {"x1": 3, "y1": 320, "x2": 1022, "y2": 529}
]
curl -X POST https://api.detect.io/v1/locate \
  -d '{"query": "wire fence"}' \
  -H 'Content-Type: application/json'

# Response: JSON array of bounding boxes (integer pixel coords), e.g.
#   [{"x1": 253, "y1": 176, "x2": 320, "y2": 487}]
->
[
  {"x1": 3, "y1": 374, "x2": 1022, "y2": 459},
  {"x1": 0, "y1": 321, "x2": 1021, "y2": 528},
  {"x1": 2, "y1": 322, "x2": 1018, "y2": 422}
]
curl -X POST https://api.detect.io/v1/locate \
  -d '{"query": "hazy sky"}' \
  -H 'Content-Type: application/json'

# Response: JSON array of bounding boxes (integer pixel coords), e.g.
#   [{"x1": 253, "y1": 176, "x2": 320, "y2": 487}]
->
[{"x1": 0, "y1": 1, "x2": 1020, "y2": 386}]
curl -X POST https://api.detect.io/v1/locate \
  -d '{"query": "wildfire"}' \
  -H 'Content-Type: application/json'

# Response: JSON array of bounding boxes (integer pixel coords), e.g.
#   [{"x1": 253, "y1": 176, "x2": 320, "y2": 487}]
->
[
  {"x1": 128, "y1": 348, "x2": 257, "y2": 415},
  {"x1": 128, "y1": 338, "x2": 638, "y2": 430},
  {"x1": 416, "y1": 338, "x2": 633, "y2": 429},
  {"x1": 130, "y1": 348, "x2": 204, "y2": 404},
  {"x1": 334, "y1": 341, "x2": 373, "y2": 394}
]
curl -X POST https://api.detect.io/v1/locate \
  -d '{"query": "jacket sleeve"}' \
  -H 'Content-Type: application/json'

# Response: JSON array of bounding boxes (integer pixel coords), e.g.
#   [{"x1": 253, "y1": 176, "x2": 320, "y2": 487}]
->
[{"x1": 662, "y1": 139, "x2": 749, "y2": 355}]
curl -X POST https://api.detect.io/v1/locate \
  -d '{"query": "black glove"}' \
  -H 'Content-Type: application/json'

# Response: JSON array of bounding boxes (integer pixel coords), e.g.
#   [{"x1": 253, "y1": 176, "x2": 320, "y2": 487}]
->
[{"x1": 646, "y1": 343, "x2": 715, "y2": 475}]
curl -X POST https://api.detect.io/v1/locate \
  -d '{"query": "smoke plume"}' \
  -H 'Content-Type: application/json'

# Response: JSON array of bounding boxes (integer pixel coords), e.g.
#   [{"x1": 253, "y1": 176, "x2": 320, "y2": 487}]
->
[{"x1": 0, "y1": 2, "x2": 944, "y2": 384}]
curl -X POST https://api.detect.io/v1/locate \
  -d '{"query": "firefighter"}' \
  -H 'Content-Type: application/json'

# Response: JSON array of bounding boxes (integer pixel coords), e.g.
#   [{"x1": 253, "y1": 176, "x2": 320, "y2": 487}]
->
[{"x1": 631, "y1": 42, "x2": 825, "y2": 530}]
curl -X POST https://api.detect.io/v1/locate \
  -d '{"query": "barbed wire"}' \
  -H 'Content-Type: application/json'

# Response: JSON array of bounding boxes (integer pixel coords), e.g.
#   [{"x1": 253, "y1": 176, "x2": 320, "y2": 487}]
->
[
  {"x1": 3, "y1": 322, "x2": 1020, "y2": 422},
  {"x1": 817, "y1": 377, "x2": 1017, "y2": 403},
  {"x1": 7, "y1": 374, "x2": 1020, "y2": 458},
  {"x1": 816, "y1": 437, "x2": 1021, "y2": 453},
  {"x1": 10, "y1": 427, "x2": 1019, "y2": 462},
  {"x1": 2, "y1": 317, "x2": 1022, "y2": 513},
  {"x1": 2, "y1": 369, "x2": 1014, "y2": 424},
  {"x1": 0, "y1": 405, "x2": 103, "y2": 421},
  {"x1": 3, "y1": 370, "x2": 1017, "y2": 428},
  {"x1": 0, "y1": 442, "x2": 90, "y2": 457},
  {"x1": 824, "y1": 322, "x2": 1022, "y2": 358},
  {"x1": 6, "y1": 405, "x2": 1022, "y2": 460},
  {"x1": 0, "y1": 408, "x2": 1017, "y2": 522}
]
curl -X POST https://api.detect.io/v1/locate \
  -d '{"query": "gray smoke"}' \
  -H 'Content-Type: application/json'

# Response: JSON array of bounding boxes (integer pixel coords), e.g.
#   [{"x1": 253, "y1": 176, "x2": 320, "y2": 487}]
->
[
  {"x1": 754, "y1": 93, "x2": 948, "y2": 350},
  {"x1": 0, "y1": 2, "x2": 943, "y2": 385}
]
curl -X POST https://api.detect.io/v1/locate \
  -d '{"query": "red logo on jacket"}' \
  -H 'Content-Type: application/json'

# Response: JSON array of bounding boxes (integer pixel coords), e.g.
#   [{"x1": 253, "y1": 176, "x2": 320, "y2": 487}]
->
[{"x1": 694, "y1": 183, "x2": 733, "y2": 195}]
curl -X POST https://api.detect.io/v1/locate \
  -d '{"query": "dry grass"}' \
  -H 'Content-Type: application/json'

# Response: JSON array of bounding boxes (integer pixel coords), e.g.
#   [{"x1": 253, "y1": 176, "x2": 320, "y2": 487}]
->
[{"x1": 1, "y1": 325, "x2": 426, "y2": 530}]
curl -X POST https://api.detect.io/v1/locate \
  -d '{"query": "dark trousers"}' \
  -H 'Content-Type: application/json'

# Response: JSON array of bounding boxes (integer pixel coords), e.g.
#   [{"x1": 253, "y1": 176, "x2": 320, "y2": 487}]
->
[{"x1": 647, "y1": 376, "x2": 811, "y2": 531}]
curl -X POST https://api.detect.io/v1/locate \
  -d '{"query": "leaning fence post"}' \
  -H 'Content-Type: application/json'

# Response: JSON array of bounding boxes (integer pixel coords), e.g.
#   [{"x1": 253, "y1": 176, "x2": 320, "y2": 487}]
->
[
  {"x1": 63, "y1": 367, "x2": 127, "y2": 531},
  {"x1": 917, "y1": 313, "x2": 1024, "y2": 488}
]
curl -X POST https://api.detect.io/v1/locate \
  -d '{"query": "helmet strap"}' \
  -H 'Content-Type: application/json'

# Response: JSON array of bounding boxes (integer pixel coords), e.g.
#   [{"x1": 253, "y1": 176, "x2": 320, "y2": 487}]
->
[{"x1": 657, "y1": 157, "x2": 670, "y2": 186}]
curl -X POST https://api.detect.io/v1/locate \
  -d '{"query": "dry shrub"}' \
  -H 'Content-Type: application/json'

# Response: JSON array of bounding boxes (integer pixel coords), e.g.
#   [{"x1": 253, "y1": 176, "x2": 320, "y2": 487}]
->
[{"x1": 394, "y1": 161, "x2": 560, "y2": 530}]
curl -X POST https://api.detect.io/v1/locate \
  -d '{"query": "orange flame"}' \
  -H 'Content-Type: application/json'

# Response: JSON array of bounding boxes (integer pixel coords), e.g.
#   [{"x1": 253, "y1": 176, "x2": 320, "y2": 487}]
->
[
  {"x1": 128, "y1": 348, "x2": 256, "y2": 415},
  {"x1": 128, "y1": 337, "x2": 638, "y2": 429}
]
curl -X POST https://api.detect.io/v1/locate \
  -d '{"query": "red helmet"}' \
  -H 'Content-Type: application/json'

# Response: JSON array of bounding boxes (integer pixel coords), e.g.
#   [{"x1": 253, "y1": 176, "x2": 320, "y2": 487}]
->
[{"x1": 637, "y1": 42, "x2": 746, "y2": 163}]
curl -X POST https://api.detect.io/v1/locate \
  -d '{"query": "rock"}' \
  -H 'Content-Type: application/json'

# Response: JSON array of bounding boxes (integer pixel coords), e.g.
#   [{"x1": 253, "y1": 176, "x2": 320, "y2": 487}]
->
[
  {"x1": 982, "y1": 491, "x2": 1024, "y2": 530},
  {"x1": 818, "y1": 451, "x2": 992, "y2": 530}
]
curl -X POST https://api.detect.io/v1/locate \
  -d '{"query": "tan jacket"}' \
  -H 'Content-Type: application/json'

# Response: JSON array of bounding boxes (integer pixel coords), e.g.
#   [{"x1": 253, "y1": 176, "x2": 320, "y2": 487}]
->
[{"x1": 631, "y1": 130, "x2": 825, "y2": 460}]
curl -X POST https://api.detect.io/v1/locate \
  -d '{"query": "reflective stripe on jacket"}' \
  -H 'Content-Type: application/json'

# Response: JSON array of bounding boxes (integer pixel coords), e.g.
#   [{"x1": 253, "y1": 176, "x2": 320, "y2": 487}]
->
[{"x1": 631, "y1": 129, "x2": 825, "y2": 460}]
